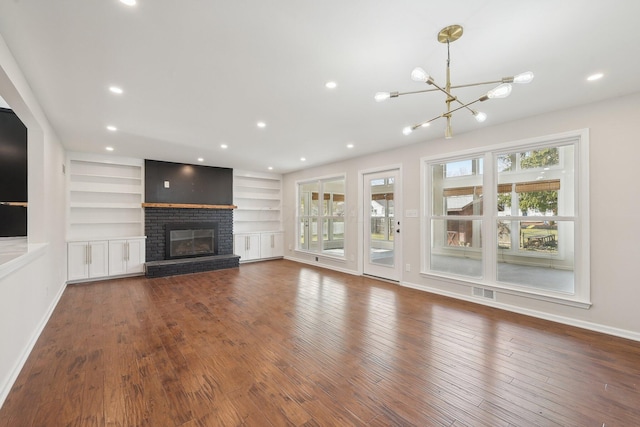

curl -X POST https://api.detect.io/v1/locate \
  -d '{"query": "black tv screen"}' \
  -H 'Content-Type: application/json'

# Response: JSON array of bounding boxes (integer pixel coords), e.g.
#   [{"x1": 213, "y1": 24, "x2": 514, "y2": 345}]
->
[{"x1": 145, "y1": 159, "x2": 233, "y2": 205}]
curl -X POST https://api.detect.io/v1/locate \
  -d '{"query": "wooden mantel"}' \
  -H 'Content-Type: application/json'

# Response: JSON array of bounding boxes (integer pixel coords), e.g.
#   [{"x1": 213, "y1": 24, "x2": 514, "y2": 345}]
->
[{"x1": 142, "y1": 203, "x2": 237, "y2": 209}]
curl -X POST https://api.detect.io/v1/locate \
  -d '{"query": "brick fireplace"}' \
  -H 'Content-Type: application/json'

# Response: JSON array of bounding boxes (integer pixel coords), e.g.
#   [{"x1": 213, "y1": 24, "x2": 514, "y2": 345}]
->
[{"x1": 144, "y1": 207, "x2": 239, "y2": 278}]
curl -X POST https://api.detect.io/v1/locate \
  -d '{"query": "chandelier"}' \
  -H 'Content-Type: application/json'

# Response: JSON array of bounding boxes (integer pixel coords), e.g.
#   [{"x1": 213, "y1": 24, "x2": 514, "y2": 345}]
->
[{"x1": 375, "y1": 25, "x2": 534, "y2": 139}]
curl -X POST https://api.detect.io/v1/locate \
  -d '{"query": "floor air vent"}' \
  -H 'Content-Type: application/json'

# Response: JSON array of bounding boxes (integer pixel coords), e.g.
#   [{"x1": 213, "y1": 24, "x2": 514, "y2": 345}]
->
[{"x1": 472, "y1": 287, "x2": 496, "y2": 300}]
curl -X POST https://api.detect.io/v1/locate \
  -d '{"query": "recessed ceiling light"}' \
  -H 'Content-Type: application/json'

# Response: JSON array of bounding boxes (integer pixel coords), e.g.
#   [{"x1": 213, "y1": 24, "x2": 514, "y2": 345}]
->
[
  {"x1": 220, "y1": 144, "x2": 228, "y2": 149},
  {"x1": 346, "y1": 143, "x2": 354, "y2": 149},
  {"x1": 106, "y1": 125, "x2": 117, "y2": 131},
  {"x1": 120, "y1": 0, "x2": 136, "y2": 6},
  {"x1": 197, "y1": 158, "x2": 204, "y2": 162},
  {"x1": 268, "y1": 166, "x2": 273, "y2": 171},
  {"x1": 325, "y1": 81, "x2": 337, "y2": 89},
  {"x1": 300, "y1": 157, "x2": 306, "y2": 162},
  {"x1": 109, "y1": 86, "x2": 123, "y2": 94},
  {"x1": 105, "y1": 146, "x2": 114, "y2": 151},
  {"x1": 587, "y1": 73, "x2": 604, "y2": 81},
  {"x1": 257, "y1": 121, "x2": 266, "y2": 128}
]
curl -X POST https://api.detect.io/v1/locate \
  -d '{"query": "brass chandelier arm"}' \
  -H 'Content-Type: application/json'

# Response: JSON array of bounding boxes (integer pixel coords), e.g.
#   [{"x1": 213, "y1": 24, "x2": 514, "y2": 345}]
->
[
  {"x1": 411, "y1": 96, "x2": 485, "y2": 130},
  {"x1": 393, "y1": 78, "x2": 508, "y2": 98}
]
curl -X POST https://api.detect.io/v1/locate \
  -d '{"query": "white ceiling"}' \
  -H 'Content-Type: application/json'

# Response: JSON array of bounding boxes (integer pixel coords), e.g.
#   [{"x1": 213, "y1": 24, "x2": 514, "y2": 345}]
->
[{"x1": 1, "y1": 0, "x2": 639, "y2": 173}]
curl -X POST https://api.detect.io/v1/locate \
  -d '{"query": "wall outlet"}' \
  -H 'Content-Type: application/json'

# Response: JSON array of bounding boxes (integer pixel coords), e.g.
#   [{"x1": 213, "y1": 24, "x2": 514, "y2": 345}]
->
[
  {"x1": 164, "y1": 180, "x2": 170, "y2": 188},
  {"x1": 315, "y1": 256, "x2": 319, "y2": 262},
  {"x1": 405, "y1": 263, "x2": 411, "y2": 272}
]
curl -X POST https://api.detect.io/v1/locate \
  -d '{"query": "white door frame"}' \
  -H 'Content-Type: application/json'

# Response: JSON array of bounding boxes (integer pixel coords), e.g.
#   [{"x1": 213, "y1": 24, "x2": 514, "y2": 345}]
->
[{"x1": 359, "y1": 165, "x2": 403, "y2": 282}]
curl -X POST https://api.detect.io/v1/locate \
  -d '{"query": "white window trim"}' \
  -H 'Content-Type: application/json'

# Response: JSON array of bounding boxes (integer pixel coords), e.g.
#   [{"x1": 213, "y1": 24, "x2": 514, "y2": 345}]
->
[{"x1": 420, "y1": 129, "x2": 590, "y2": 308}]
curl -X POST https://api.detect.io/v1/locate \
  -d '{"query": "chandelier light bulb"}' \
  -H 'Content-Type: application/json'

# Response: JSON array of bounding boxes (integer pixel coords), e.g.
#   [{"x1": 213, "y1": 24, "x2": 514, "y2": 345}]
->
[
  {"x1": 411, "y1": 67, "x2": 430, "y2": 82},
  {"x1": 402, "y1": 126, "x2": 413, "y2": 135},
  {"x1": 513, "y1": 71, "x2": 534, "y2": 84},
  {"x1": 474, "y1": 111, "x2": 487, "y2": 123},
  {"x1": 487, "y1": 83, "x2": 512, "y2": 99},
  {"x1": 374, "y1": 92, "x2": 391, "y2": 102}
]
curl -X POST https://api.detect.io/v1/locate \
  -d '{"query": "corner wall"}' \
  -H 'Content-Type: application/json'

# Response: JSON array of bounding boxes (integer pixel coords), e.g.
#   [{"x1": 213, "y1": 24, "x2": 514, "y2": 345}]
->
[
  {"x1": 283, "y1": 92, "x2": 640, "y2": 340},
  {"x1": 0, "y1": 34, "x2": 67, "y2": 406}
]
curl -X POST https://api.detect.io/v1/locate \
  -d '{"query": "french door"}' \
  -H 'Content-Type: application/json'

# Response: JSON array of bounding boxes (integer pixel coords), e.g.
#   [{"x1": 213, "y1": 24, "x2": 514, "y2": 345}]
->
[{"x1": 363, "y1": 169, "x2": 402, "y2": 281}]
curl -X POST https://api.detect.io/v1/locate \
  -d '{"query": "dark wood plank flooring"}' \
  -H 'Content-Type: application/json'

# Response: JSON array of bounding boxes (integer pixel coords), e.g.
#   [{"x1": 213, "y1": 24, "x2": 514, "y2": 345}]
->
[{"x1": 1, "y1": 259, "x2": 639, "y2": 426}]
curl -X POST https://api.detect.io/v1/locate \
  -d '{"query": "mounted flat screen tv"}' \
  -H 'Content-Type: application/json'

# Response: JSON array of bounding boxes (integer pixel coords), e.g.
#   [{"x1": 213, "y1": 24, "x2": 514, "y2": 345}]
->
[{"x1": 145, "y1": 159, "x2": 233, "y2": 205}]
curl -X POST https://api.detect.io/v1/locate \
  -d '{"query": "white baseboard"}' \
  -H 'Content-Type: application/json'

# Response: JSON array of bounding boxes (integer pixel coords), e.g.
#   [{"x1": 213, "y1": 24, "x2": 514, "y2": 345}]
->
[
  {"x1": 0, "y1": 281, "x2": 67, "y2": 408},
  {"x1": 401, "y1": 280, "x2": 640, "y2": 342}
]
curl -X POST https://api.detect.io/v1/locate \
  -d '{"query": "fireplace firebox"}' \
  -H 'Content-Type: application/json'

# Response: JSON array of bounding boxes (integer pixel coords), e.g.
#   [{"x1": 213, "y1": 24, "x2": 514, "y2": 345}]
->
[{"x1": 165, "y1": 222, "x2": 219, "y2": 260}]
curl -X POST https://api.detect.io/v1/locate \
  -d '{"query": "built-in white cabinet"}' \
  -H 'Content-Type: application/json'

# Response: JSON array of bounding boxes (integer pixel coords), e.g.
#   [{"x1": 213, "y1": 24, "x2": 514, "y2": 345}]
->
[
  {"x1": 234, "y1": 233, "x2": 261, "y2": 262},
  {"x1": 108, "y1": 238, "x2": 146, "y2": 276},
  {"x1": 233, "y1": 170, "x2": 283, "y2": 262},
  {"x1": 68, "y1": 238, "x2": 146, "y2": 282},
  {"x1": 66, "y1": 153, "x2": 146, "y2": 283},
  {"x1": 234, "y1": 232, "x2": 283, "y2": 263},
  {"x1": 67, "y1": 240, "x2": 109, "y2": 282},
  {"x1": 260, "y1": 232, "x2": 284, "y2": 259}
]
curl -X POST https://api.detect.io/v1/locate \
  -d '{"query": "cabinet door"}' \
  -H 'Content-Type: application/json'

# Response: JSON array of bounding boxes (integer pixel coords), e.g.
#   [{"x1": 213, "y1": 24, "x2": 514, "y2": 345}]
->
[
  {"x1": 126, "y1": 239, "x2": 145, "y2": 274},
  {"x1": 260, "y1": 232, "x2": 284, "y2": 258},
  {"x1": 108, "y1": 240, "x2": 127, "y2": 276},
  {"x1": 235, "y1": 234, "x2": 261, "y2": 261},
  {"x1": 88, "y1": 241, "x2": 109, "y2": 278},
  {"x1": 68, "y1": 242, "x2": 89, "y2": 281}
]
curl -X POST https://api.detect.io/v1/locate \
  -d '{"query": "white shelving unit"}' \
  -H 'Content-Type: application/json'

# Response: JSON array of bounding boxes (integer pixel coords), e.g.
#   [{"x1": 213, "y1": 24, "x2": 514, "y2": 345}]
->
[
  {"x1": 67, "y1": 153, "x2": 144, "y2": 241},
  {"x1": 233, "y1": 170, "x2": 284, "y2": 261},
  {"x1": 233, "y1": 170, "x2": 282, "y2": 234},
  {"x1": 66, "y1": 153, "x2": 146, "y2": 282}
]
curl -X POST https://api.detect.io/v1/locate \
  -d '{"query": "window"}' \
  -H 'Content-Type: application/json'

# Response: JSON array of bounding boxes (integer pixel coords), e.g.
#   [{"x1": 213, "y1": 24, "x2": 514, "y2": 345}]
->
[
  {"x1": 423, "y1": 130, "x2": 590, "y2": 305},
  {"x1": 297, "y1": 176, "x2": 346, "y2": 257}
]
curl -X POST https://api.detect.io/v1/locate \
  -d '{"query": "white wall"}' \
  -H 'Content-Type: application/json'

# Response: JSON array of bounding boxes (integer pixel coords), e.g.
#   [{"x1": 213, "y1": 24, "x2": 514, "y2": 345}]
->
[
  {"x1": 0, "y1": 34, "x2": 67, "y2": 406},
  {"x1": 283, "y1": 92, "x2": 640, "y2": 340}
]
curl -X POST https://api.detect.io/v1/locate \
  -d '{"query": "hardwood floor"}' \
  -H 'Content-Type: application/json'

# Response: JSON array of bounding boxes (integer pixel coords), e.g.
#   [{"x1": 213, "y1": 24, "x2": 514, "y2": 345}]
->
[{"x1": 1, "y1": 259, "x2": 639, "y2": 426}]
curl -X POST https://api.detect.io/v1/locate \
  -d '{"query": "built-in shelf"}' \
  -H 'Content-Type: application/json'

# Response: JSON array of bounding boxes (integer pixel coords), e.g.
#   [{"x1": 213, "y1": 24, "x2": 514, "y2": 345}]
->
[
  {"x1": 67, "y1": 153, "x2": 144, "y2": 241},
  {"x1": 233, "y1": 170, "x2": 283, "y2": 236}
]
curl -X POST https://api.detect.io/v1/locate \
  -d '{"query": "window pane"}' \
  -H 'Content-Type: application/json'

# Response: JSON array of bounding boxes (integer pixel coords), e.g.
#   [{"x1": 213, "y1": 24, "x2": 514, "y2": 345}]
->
[
  {"x1": 324, "y1": 178, "x2": 345, "y2": 216},
  {"x1": 498, "y1": 144, "x2": 574, "y2": 217},
  {"x1": 430, "y1": 219, "x2": 482, "y2": 278},
  {"x1": 497, "y1": 154, "x2": 516, "y2": 172},
  {"x1": 445, "y1": 159, "x2": 483, "y2": 177},
  {"x1": 323, "y1": 218, "x2": 344, "y2": 256},
  {"x1": 432, "y1": 157, "x2": 483, "y2": 215},
  {"x1": 299, "y1": 218, "x2": 306, "y2": 248},
  {"x1": 309, "y1": 218, "x2": 319, "y2": 251},
  {"x1": 520, "y1": 147, "x2": 559, "y2": 169},
  {"x1": 497, "y1": 220, "x2": 574, "y2": 293}
]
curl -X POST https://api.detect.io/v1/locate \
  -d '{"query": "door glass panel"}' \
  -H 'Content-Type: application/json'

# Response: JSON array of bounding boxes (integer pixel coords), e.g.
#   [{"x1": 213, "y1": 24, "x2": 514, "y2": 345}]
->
[{"x1": 369, "y1": 177, "x2": 395, "y2": 267}]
